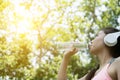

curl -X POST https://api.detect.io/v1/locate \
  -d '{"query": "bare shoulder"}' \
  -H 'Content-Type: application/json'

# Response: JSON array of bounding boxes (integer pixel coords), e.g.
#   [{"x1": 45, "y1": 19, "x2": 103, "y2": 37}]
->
[
  {"x1": 111, "y1": 57, "x2": 120, "y2": 68},
  {"x1": 114, "y1": 57, "x2": 120, "y2": 79},
  {"x1": 110, "y1": 57, "x2": 120, "y2": 75},
  {"x1": 116, "y1": 57, "x2": 120, "y2": 61},
  {"x1": 114, "y1": 57, "x2": 120, "y2": 65},
  {"x1": 108, "y1": 57, "x2": 120, "y2": 80}
]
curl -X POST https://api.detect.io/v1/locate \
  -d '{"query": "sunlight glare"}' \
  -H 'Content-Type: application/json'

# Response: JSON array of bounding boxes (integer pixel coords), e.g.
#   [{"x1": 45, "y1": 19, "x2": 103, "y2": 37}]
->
[{"x1": 17, "y1": 20, "x2": 31, "y2": 33}]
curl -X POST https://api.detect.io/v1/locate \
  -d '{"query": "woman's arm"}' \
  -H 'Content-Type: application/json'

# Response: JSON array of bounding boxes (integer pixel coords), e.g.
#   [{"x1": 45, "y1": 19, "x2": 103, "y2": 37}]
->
[
  {"x1": 57, "y1": 48, "x2": 86, "y2": 80},
  {"x1": 57, "y1": 55, "x2": 70, "y2": 80},
  {"x1": 57, "y1": 48, "x2": 77, "y2": 80}
]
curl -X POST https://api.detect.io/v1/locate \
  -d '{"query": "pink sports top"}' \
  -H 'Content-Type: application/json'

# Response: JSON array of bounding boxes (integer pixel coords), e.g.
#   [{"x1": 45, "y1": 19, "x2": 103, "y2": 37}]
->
[{"x1": 91, "y1": 63, "x2": 112, "y2": 80}]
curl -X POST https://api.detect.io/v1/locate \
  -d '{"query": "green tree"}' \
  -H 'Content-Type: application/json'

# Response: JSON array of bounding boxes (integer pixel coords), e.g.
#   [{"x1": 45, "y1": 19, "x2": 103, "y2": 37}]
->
[{"x1": 0, "y1": 0, "x2": 120, "y2": 80}]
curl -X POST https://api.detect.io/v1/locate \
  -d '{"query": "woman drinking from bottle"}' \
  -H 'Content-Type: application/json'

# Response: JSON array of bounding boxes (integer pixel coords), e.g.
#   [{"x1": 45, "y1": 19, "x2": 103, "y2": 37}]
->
[{"x1": 58, "y1": 27, "x2": 120, "y2": 80}]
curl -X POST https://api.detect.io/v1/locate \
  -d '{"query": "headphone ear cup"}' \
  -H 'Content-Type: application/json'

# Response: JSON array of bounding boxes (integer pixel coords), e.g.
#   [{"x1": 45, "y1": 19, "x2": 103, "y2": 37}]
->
[{"x1": 104, "y1": 33, "x2": 118, "y2": 47}]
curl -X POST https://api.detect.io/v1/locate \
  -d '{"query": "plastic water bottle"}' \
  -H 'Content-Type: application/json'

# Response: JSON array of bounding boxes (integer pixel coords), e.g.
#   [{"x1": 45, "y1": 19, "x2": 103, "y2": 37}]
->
[{"x1": 55, "y1": 42, "x2": 88, "y2": 51}]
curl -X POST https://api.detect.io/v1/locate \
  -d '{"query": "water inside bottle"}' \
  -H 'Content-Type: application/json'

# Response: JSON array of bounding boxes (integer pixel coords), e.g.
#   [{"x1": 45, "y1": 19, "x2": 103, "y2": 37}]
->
[{"x1": 56, "y1": 42, "x2": 87, "y2": 51}]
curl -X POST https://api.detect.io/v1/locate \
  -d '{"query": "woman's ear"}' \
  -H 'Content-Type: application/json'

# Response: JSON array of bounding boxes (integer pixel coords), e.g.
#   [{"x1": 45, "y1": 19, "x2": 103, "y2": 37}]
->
[{"x1": 104, "y1": 32, "x2": 120, "y2": 47}]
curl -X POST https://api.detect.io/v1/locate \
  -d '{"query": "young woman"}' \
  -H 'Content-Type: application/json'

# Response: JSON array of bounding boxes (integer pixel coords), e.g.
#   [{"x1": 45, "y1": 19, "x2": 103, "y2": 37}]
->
[{"x1": 58, "y1": 27, "x2": 120, "y2": 80}]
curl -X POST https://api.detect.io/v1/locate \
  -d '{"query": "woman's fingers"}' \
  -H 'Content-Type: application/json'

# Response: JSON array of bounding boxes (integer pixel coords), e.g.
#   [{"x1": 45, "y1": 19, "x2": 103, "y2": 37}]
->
[
  {"x1": 64, "y1": 47, "x2": 78, "y2": 59},
  {"x1": 70, "y1": 48, "x2": 78, "y2": 55}
]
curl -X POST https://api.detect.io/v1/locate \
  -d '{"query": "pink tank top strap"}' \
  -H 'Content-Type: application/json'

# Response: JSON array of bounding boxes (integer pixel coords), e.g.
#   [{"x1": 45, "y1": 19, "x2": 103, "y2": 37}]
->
[
  {"x1": 92, "y1": 58, "x2": 115, "y2": 80},
  {"x1": 91, "y1": 64, "x2": 112, "y2": 80}
]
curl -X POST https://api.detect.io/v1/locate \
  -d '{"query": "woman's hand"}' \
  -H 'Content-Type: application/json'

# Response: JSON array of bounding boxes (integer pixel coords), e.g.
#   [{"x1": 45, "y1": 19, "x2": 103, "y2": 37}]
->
[{"x1": 64, "y1": 47, "x2": 78, "y2": 60}]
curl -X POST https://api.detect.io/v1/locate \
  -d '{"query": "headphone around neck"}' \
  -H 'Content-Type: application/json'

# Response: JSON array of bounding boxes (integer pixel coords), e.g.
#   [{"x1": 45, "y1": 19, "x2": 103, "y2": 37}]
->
[{"x1": 104, "y1": 31, "x2": 120, "y2": 47}]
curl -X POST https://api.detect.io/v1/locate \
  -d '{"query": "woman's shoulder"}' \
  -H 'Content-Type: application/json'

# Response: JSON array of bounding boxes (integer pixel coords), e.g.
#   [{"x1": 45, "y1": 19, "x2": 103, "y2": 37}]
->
[
  {"x1": 111, "y1": 57, "x2": 120, "y2": 72},
  {"x1": 107, "y1": 57, "x2": 120, "y2": 80},
  {"x1": 111, "y1": 57, "x2": 120, "y2": 66},
  {"x1": 116, "y1": 56, "x2": 120, "y2": 60},
  {"x1": 114, "y1": 57, "x2": 120, "y2": 63},
  {"x1": 114, "y1": 57, "x2": 120, "y2": 79}
]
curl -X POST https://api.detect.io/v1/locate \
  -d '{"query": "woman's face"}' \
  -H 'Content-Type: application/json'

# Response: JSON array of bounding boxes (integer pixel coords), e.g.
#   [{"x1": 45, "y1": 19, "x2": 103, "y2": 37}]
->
[{"x1": 89, "y1": 30, "x2": 106, "y2": 54}]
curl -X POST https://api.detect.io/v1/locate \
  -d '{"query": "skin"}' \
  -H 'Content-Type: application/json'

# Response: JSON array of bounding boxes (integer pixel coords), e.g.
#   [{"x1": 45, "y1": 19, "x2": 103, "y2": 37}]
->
[{"x1": 57, "y1": 31, "x2": 120, "y2": 80}]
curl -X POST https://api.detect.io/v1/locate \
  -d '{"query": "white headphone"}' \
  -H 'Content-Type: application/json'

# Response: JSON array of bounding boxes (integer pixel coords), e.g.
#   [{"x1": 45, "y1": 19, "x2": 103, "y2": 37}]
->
[{"x1": 104, "y1": 31, "x2": 120, "y2": 47}]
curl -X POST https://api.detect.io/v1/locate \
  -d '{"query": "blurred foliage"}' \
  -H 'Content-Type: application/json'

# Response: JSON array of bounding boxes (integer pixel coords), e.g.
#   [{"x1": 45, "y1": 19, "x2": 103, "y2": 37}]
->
[{"x1": 0, "y1": 0, "x2": 120, "y2": 80}]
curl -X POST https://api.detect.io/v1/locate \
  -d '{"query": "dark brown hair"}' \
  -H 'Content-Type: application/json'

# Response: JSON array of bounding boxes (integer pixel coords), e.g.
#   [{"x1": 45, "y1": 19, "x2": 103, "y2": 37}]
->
[{"x1": 85, "y1": 27, "x2": 120, "y2": 80}]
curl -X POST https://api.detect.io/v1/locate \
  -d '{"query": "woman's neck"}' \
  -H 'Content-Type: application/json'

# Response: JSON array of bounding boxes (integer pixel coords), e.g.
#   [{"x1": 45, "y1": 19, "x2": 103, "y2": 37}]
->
[{"x1": 96, "y1": 49, "x2": 113, "y2": 67}]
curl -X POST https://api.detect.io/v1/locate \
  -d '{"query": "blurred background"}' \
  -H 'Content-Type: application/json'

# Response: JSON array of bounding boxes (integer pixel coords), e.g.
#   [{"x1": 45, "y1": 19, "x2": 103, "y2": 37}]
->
[{"x1": 0, "y1": 0, "x2": 120, "y2": 80}]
